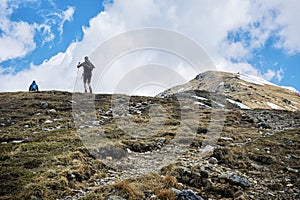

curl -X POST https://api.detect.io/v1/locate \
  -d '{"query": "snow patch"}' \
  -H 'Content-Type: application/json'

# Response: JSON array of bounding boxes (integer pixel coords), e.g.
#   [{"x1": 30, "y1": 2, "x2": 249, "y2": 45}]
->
[
  {"x1": 281, "y1": 86, "x2": 300, "y2": 94},
  {"x1": 239, "y1": 82, "x2": 249, "y2": 87},
  {"x1": 192, "y1": 95, "x2": 208, "y2": 101},
  {"x1": 266, "y1": 102, "x2": 282, "y2": 110},
  {"x1": 194, "y1": 101, "x2": 210, "y2": 108},
  {"x1": 212, "y1": 100, "x2": 225, "y2": 108},
  {"x1": 227, "y1": 98, "x2": 251, "y2": 109},
  {"x1": 237, "y1": 74, "x2": 276, "y2": 86},
  {"x1": 177, "y1": 88, "x2": 185, "y2": 92}
]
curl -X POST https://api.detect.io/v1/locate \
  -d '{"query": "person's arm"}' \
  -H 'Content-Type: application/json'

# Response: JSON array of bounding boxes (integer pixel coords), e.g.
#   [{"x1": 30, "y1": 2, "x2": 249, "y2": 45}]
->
[
  {"x1": 77, "y1": 62, "x2": 82, "y2": 68},
  {"x1": 29, "y1": 85, "x2": 32, "y2": 91}
]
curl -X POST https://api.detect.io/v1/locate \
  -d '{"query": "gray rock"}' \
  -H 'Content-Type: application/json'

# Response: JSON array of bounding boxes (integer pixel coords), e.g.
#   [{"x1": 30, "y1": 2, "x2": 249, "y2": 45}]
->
[
  {"x1": 234, "y1": 190, "x2": 248, "y2": 200},
  {"x1": 286, "y1": 167, "x2": 298, "y2": 173},
  {"x1": 176, "y1": 189, "x2": 203, "y2": 200},
  {"x1": 200, "y1": 170, "x2": 209, "y2": 178},
  {"x1": 209, "y1": 157, "x2": 218, "y2": 164},
  {"x1": 228, "y1": 173, "x2": 250, "y2": 188},
  {"x1": 220, "y1": 136, "x2": 234, "y2": 141},
  {"x1": 257, "y1": 122, "x2": 271, "y2": 129},
  {"x1": 40, "y1": 102, "x2": 49, "y2": 109}
]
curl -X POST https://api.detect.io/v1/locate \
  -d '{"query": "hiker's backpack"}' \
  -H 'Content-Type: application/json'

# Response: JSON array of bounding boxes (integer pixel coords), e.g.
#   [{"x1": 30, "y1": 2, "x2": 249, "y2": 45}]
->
[{"x1": 85, "y1": 60, "x2": 95, "y2": 72}]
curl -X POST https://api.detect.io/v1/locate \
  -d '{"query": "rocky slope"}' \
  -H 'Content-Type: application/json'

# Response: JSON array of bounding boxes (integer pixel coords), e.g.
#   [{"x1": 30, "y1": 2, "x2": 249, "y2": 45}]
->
[
  {"x1": 158, "y1": 71, "x2": 300, "y2": 111},
  {"x1": 0, "y1": 71, "x2": 300, "y2": 200}
]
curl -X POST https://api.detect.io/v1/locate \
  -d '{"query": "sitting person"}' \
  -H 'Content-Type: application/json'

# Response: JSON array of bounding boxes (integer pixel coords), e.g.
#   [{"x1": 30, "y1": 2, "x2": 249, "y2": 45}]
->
[{"x1": 29, "y1": 80, "x2": 39, "y2": 92}]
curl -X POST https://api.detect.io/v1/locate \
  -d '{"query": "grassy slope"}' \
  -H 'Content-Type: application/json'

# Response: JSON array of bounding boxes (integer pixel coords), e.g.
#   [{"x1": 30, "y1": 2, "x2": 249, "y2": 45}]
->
[{"x1": 0, "y1": 91, "x2": 299, "y2": 200}]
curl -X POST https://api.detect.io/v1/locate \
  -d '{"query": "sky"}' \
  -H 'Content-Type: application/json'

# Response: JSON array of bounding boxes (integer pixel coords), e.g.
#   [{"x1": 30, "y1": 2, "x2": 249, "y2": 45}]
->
[{"x1": 0, "y1": 0, "x2": 299, "y2": 95}]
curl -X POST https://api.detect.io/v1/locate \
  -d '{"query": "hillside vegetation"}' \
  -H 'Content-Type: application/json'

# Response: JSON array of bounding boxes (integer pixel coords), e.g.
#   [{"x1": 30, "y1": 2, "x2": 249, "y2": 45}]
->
[{"x1": 0, "y1": 89, "x2": 299, "y2": 199}]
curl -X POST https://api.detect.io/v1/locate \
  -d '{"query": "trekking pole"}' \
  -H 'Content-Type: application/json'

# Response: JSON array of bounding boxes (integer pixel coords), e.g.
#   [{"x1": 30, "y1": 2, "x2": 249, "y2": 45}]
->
[{"x1": 73, "y1": 63, "x2": 80, "y2": 92}]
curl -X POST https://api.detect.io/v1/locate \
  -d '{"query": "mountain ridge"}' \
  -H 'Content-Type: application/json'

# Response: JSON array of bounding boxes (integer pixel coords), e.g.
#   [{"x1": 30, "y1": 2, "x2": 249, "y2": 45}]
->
[{"x1": 158, "y1": 71, "x2": 300, "y2": 111}]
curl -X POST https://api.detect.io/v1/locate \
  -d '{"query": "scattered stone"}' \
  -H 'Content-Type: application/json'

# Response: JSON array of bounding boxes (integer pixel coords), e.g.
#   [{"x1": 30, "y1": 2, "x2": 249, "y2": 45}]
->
[
  {"x1": 97, "y1": 145, "x2": 127, "y2": 159},
  {"x1": 158, "y1": 137, "x2": 167, "y2": 144},
  {"x1": 257, "y1": 122, "x2": 271, "y2": 129},
  {"x1": 12, "y1": 140, "x2": 24, "y2": 144},
  {"x1": 263, "y1": 147, "x2": 270, "y2": 153},
  {"x1": 126, "y1": 148, "x2": 132, "y2": 154},
  {"x1": 47, "y1": 109, "x2": 57, "y2": 113},
  {"x1": 219, "y1": 137, "x2": 234, "y2": 142},
  {"x1": 286, "y1": 167, "x2": 298, "y2": 173},
  {"x1": 227, "y1": 173, "x2": 250, "y2": 188},
  {"x1": 200, "y1": 170, "x2": 209, "y2": 178},
  {"x1": 251, "y1": 163, "x2": 261, "y2": 170},
  {"x1": 234, "y1": 190, "x2": 248, "y2": 200},
  {"x1": 197, "y1": 127, "x2": 208, "y2": 134},
  {"x1": 209, "y1": 157, "x2": 218, "y2": 164},
  {"x1": 44, "y1": 120, "x2": 53, "y2": 124},
  {"x1": 40, "y1": 102, "x2": 49, "y2": 109},
  {"x1": 218, "y1": 173, "x2": 250, "y2": 188},
  {"x1": 106, "y1": 157, "x2": 113, "y2": 161},
  {"x1": 174, "y1": 189, "x2": 203, "y2": 200}
]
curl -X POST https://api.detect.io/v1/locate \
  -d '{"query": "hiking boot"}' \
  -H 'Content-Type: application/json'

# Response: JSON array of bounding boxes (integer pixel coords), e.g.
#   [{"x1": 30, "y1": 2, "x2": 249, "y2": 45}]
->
[{"x1": 89, "y1": 87, "x2": 92, "y2": 93}]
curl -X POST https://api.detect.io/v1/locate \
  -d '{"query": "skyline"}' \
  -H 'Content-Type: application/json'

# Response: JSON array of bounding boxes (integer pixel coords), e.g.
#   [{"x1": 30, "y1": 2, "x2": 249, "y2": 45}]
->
[{"x1": 0, "y1": 0, "x2": 299, "y2": 95}]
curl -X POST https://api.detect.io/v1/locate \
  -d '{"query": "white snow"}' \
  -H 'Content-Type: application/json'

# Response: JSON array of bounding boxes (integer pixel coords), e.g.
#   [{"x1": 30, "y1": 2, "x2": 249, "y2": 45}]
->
[
  {"x1": 281, "y1": 86, "x2": 300, "y2": 94},
  {"x1": 227, "y1": 98, "x2": 251, "y2": 109},
  {"x1": 194, "y1": 101, "x2": 210, "y2": 108},
  {"x1": 237, "y1": 74, "x2": 276, "y2": 86},
  {"x1": 266, "y1": 102, "x2": 282, "y2": 110},
  {"x1": 177, "y1": 88, "x2": 185, "y2": 92},
  {"x1": 12, "y1": 140, "x2": 24, "y2": 144},
  {"x1": 192, "y1": 95, "x2": 208, "y2": 101},
  {"x1": 212, "y1": 100, "x2": 225, "y2": 108},
  {"x1": 239, "y1": 82, "x2": 249, "y2": 87}
]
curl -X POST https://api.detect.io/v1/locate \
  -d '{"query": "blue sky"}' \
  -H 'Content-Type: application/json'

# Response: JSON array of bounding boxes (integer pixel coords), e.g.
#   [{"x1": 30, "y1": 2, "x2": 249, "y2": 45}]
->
[
  {"x1": 0, "y1": 0, "x2": 299, "y2": 93},
  {"x1": 1, "y1": 0, "x2": 104, "y2": 73}
]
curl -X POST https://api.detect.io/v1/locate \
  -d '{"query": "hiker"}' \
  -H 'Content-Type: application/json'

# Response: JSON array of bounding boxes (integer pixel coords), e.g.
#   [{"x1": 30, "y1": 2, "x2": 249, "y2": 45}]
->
[
  {"x1": 77, "y1": 56, "x2": 95, "y2": 93},
  {"x1": 29, "y1": 80, "x2": 39, "y2": 92}
]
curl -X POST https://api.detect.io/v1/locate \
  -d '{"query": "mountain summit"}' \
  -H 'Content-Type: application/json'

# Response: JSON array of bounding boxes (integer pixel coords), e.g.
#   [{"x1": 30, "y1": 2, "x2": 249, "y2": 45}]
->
[{"x1": 158, "y1": 71, "x2": 300, "y2": 111}]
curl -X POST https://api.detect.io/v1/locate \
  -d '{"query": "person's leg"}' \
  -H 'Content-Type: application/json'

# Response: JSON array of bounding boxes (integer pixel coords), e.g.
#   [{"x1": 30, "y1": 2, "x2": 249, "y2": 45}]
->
[
  {"x1": 88, "y1": 83, "x2": 92, "y2": 93},
  {"x1": 87, "y1": 74, "x2": 92, "y2": 93},
  {"x1": 83, "y1": 75, "x2": 88, "y2": 93}
]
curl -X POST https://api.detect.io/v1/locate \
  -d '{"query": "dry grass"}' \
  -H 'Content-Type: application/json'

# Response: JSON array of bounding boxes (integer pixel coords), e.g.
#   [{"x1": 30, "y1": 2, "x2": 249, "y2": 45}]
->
[
  {"x1": 1, "y1": 91, "x2": 299, "y2": 200},
  {"x1": 155, "y1": 188, "x2": 176, "y2": 200}
]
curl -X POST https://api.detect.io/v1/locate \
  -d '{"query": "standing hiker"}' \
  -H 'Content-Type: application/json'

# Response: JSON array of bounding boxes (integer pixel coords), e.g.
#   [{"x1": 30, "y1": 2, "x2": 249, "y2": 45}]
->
[
  {"x1": 29, "y1": 80, "x2": 39, "y2": 92},
  {"x1": 77, "y1": 56, "x2": 95, "y2": 93}
]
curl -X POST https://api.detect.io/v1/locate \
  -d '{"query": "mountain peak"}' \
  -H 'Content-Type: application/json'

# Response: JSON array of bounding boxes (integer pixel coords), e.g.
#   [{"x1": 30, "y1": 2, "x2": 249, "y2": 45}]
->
[{"x1": 158, "y1": 71, "x2": 300, "y2": 111}]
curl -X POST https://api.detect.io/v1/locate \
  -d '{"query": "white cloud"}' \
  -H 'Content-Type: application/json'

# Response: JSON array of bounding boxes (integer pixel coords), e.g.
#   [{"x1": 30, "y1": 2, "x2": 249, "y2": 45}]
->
[
  {"x1": 274, "y1": 0, "x2": 300, "y2": 53},
  {"x1": 0, "y1": 42, "x2": 79, "y2": 91},
  {"x1": 0, "y1": 0, "x2": 299, "y2": 94},
  {"x1": 263, "y1": 69, "x2": 276, "y2": 81},
  {"x1": 58, "y1": 6, "x2": 75, "y2": 35},
  {"x1": 0, "y1": 0, "x2": 75, "y2": 61},
  {"x1": 275, "y1": 68, "x2": 284, "y2": 81},
  {"x1": 0, "y1": 0, "x2": 36, "y2": 61}
]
